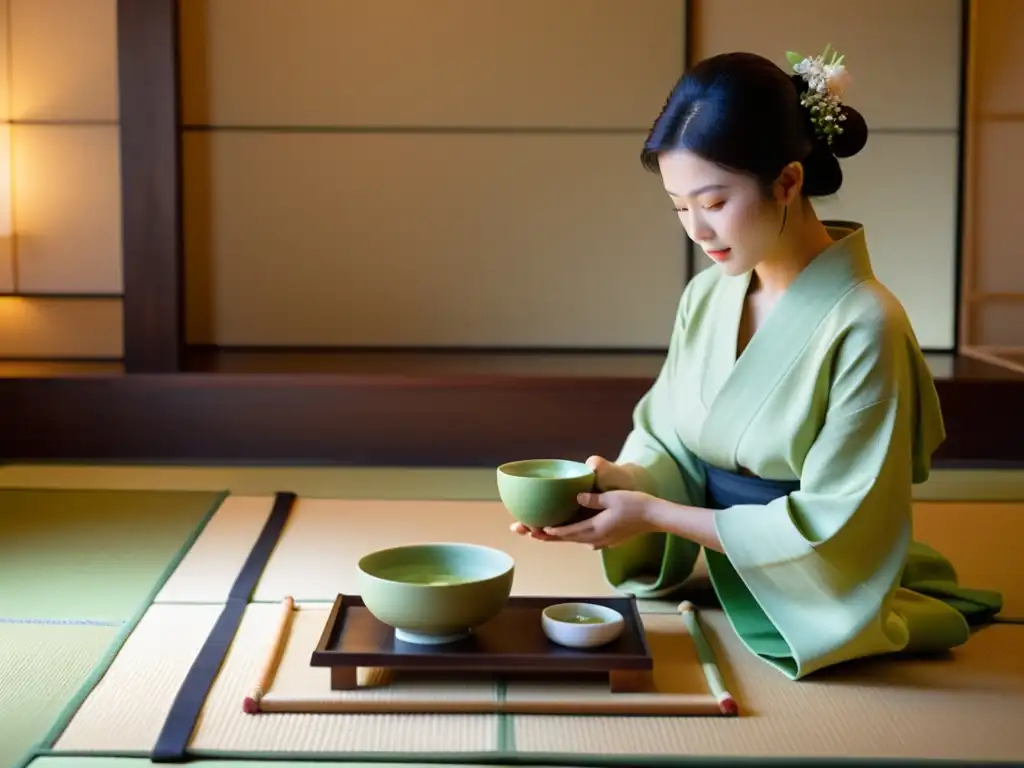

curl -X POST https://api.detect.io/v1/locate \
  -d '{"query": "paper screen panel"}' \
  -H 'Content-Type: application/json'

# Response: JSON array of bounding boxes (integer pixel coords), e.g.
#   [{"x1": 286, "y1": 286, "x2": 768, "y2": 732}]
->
[
  {"x1": 179, "y1": 0, "x2": 684, "y2": 128},
  {"x1": 690, "y1": 0, "x2": 961, "y2": 130},
  {"x1": 813, "y1": 133, "x2": 959, "y2": 350},
  {"x1": 973, "y1": 0, "x2": 1024, "y2": 115},
  {"x1": 0, "y1": 244, "x2": 11, "y2": 294},
  {"x1": 183, "y1": 130, "x2": 685, "y2": 348},
  {"x1": 11, "y1": 125, "x2": 122, "y2": 294},
  {"x1": 971, "y1": 121, "x2": 1024, "y2": 294},
  {"x1": 974, "y1": 303, "x2": 1024, "y2": 347},
  {"x1": 0, "y1": 3, "x2": 8, "y2": 291},
  {"x1": 0, "y1": 297, "x2": 123, "y2": 358},
  {"x1": 0, "y1": 125, "x2": 10, "y2": 294},
  {"x1": 0, "y1": 0, "x2": 9, "y2": 123},
  {"x1": 9, "y1": 0, "x2": 118, "y2": 121}
]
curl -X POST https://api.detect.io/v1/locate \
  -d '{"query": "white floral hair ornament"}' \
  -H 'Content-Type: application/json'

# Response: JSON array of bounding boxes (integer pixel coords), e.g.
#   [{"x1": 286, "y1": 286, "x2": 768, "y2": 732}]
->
[{"x1": 786, "y1": 45, "x2": 851, "y2": 148}]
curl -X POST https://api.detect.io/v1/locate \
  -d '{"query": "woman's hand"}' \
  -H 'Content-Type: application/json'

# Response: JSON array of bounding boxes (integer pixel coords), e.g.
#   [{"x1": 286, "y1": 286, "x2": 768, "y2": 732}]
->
[
  {"x1": 541, "y1": 489, "x2": 655, "y2": 549},
  {"x1": 509, "y1": 455, "x2": 641, "y2": 541}
]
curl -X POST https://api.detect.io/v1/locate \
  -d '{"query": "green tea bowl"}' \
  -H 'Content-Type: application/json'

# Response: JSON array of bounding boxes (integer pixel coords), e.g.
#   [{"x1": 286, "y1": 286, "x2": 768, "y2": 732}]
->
[
  {"x1": 496, "y1": 458, "x2": 595, "y2": 528},
  {"x1": 356, "y1": 542, "x2": 515, "y2": 645}
]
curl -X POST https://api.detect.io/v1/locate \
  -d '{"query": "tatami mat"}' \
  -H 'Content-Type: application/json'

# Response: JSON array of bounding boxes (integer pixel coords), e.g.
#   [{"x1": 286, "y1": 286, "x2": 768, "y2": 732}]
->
[
  {"x1": 154, "y1": 496, "x2": 275, "y2": 604},
  {"x1": 53, "y1": 603, "x2": 498, "y2": 756},
  {"x1": 45, "y1": 601, "x2": 1024, "y2": 762},
  {"x1": 0, "y1": 623, "x2": 119, "y2": 768},
  {"x1": 0, "y1": 465, "x2": 498, "y2": 500},
  {"x1": 250, "y1": 497, "x2": 619, "y2": 602},
  {"x1": 0, "y1": 489, "x2": 224, "y2": 621},
  {"x1": 2, "y1": 462, "x2": 1023, "y2": 501},
  {"x1": 151, "y1": 495, "x2": 1022, "y2": 621},
  {"x1": 5, "y1": 466, "x2": 1022, "y2": 766},
  {"x1": 912, "y1": 502, "x2": 1024, "y2": 617},
  {"x1": 513, "y1": 613, "x2": 1024, "y2": 762}
]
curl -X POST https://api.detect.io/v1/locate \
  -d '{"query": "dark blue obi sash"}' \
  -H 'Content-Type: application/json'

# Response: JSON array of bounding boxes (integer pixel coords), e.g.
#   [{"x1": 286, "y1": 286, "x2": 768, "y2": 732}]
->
[{"x1": 702, "y1": 462, "x2": 800, "y2": 508}]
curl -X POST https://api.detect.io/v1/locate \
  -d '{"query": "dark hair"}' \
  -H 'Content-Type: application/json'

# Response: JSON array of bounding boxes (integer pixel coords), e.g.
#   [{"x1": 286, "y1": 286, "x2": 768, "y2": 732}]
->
[{"x1": 641, "y1": 52, "x2": 868, "y2": 197}]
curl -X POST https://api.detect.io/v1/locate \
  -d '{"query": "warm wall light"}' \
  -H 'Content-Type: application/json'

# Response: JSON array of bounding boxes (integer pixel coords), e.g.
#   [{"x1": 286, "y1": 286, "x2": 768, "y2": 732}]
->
[
  {"x1": 0, "y1": 119, "x2": 13, "y2": 295},
  {"x1": 0, "y1": 122, "x2": 10, "y2": 240}
]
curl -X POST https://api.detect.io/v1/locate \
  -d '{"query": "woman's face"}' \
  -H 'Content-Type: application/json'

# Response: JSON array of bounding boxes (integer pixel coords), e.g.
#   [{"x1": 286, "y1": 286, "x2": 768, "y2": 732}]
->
[{"x1": 658, "y1": 149, "x2": 791, "y2": 277}]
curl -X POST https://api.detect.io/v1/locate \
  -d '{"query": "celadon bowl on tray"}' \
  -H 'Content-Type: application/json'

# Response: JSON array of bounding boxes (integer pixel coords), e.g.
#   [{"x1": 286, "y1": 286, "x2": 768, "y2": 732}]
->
[
  {"x1": 496, "y1": 458, "x2": 596, "y2": 528},
  {"x1": 356, "y1": 542, "x2": 515, "y2": 645}
]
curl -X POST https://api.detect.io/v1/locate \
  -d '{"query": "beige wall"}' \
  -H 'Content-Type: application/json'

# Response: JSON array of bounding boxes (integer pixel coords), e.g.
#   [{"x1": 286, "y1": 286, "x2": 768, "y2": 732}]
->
[
  {"x1": 180, "y1": 0, "x2": 688, "y2": 349},
  {"x1": 961, "y1": 0, "x2": 1024, "y2": 350},
  {"x1": 0, "y1": 0, "x2": 983, "y2": 358},
  {"x1": 0, "y1": 0, "x2": 123, "y2": 359},
  {"x1": 180, "y1": 0, "x2": 966, "y2": 351}
]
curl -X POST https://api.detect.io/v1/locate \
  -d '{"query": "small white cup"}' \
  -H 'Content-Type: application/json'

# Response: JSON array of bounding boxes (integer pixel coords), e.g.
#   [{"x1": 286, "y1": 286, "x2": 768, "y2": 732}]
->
[{"x1": 541, "y1": 602, "x2": 625, "y2": 648}]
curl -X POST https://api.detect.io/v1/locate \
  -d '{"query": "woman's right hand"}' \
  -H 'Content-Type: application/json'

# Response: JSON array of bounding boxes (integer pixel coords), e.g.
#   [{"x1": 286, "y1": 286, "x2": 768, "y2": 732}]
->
[{"x1": 509, "y1": 455, "x2": 636, "y2": 540}]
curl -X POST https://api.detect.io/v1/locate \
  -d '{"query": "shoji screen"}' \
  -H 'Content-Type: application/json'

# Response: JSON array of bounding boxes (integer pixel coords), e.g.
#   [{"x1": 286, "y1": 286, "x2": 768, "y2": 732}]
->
[
  {"x1": 961, "y1": 0, "x2": 1024, "y2": 372},
  {"x1": 0, "y1": 0, "x2": 123, "y2": 359},
  {"x1": 179, "y1": 0, "x2": 689, "y2": 349},
  {"x1": 689, "y1": 0, "x2": 964, "y2": 351}
]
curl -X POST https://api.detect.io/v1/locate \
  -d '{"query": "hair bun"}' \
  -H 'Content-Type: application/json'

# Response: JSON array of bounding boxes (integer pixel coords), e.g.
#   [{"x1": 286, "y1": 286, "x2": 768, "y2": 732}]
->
[
  {"x1": 829, "y1": 104, "x2": 868, "y2": 158},
  {"x1": 788, "y1": 74, "x2": 868, "y2": 160}
]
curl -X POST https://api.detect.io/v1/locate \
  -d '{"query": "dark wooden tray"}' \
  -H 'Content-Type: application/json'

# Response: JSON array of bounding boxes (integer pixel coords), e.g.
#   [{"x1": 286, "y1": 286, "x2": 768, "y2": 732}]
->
[{"x1": 310, "y1": 594, "x2": 653, "y2": 691}]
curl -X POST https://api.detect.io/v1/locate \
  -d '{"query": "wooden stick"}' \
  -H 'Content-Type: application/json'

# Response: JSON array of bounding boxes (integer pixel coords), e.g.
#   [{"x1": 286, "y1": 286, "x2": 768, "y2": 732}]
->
[
  {"x1": 259, "y1": 692, "x2": 723, "y2": 715},
  {"x1": 677, "y1": 601, "x2": 738, "y2": 716},
  {"x1": 243, "y1": 595, "x2": 295, "y2": 714}
]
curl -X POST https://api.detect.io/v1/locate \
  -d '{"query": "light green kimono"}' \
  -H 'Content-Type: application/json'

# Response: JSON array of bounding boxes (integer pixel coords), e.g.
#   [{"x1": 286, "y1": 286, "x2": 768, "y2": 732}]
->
[{"x1": 601, "y1": 221, "x2": 1003, "y2": 680}]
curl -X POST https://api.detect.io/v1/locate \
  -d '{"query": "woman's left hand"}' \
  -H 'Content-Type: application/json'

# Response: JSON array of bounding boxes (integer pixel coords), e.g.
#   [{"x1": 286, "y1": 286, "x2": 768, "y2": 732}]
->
[{"x1": 542, "y1": 490, "x2": 656, "y2": 549}]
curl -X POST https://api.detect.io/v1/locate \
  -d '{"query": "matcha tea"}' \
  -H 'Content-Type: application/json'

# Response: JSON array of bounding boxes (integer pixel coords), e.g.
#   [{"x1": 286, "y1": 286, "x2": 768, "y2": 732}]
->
[{"x1": 565, "y1": 614, "x2": 606, "y2": 624}]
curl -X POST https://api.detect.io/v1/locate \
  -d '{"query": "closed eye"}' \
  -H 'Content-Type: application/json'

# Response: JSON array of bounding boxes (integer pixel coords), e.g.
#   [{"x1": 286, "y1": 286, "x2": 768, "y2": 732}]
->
[{"x1": 673, "y1": 201, "x2": 725, "y2": 213}]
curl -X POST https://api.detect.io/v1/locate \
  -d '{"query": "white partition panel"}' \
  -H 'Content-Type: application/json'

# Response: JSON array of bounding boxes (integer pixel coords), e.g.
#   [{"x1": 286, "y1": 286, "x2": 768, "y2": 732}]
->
[
  {"x1": 0, "y1": 0, "x2": 123, "y2": 360},
  {"x1": 0, "y1": 297, "x2": 122, "y2": 358},
  {"x1": 9, "y1": 0, "x2": 118, "y2": 122},
  {"x1": 959, "y1": 0, "x2": 1024, "y2": 369},
  {"x1": 0, "y1": 0, "x2": 11, "y2": 294},
  {"x1": 183, "y1": 131, "x2": 685, "y2": 348},
  {"x1": 180, "y1": 0, "x2": 685, "y2": 129},
  {"x1": 12, "y1": 125, "x2": 123, "y2": 294}
]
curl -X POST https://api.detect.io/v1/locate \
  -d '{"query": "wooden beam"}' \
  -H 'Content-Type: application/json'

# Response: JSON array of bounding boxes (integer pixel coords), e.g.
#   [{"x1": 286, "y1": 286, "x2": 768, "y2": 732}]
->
[
  {"x1": 0, "y1": 364, "x2": 1020, "y2": 466},
  {"x1": 116, "y1": 0, "x2": 183, "y2": 372}
]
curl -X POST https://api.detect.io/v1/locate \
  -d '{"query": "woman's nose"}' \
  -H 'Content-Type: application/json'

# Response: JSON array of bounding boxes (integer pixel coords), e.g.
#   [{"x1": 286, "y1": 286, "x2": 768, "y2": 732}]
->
[{"x1": 688, "y1": 216, "x2": 714, "y2": 242}]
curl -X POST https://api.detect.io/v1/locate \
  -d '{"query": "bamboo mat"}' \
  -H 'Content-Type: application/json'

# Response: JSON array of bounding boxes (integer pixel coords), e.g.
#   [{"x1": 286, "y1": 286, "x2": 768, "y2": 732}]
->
[
  {"x1": 514, "y1": 616, "x2": 1024, "y2": 761},
  {"x1": 0, "y1": 488, "x2": 226, "y2": 621},
  {"x1": 53, "y1": 603, "x2": 498, "y2": 756},
  {"x1": 154, "y1": 496, "x2": 276, "y2": 604},
  {"x1": 0, "y1": 623, "x2": 119, "y2": 768},
  {"x1": 153, "y1": 495, "x2": 703, "y2": 609},
  {"x1": 46, "y1": 600, "x2": 1024, "y2": 762},
  {"x1": 251, "y1": 498, "x2": 621, "y2": 602},
  {"x1": 37, "y1": 493, "x2": 1024, "y2": 764},
  {"x1": 149, "y1": 496, "x2": 1022, "y2": 618}
]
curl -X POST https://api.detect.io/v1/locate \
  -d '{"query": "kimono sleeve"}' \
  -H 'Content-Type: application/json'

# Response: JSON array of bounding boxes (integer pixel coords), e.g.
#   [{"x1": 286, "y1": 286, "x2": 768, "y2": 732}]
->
[
  {"x1": 615, "y1": 293, "x2": 706, "y2": 505},
  {"x1": 711, "y1": 316, "x2": 950, "y2": 678},
  {"x1": 601, "y1": 293, "x2": 706, "y2": 597}
]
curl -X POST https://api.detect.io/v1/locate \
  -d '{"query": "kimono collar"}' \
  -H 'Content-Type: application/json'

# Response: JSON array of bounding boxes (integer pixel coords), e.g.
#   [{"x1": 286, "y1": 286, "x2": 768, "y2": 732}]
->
[{"x1": 818, "y1": 220, "x2": 875, "y2": 285}]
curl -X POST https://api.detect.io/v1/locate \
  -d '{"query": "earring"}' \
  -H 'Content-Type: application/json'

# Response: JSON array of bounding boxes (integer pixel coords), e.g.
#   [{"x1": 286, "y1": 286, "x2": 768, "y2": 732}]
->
[{"x1": 778, "y1": 204, "x2": 789, "y2": 235}]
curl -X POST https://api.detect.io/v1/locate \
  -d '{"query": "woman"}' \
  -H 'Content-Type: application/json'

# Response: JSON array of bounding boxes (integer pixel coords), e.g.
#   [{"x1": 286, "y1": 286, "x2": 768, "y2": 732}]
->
[{"x1": 512, "y1": 49, "x2": 1003, "y2": 679}]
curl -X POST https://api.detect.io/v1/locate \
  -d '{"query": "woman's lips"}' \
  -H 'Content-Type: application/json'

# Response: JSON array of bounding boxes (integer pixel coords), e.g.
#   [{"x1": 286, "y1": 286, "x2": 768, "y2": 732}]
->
[{"x1": 705, "y1": 248, "x2": 731, "y2": 261}]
